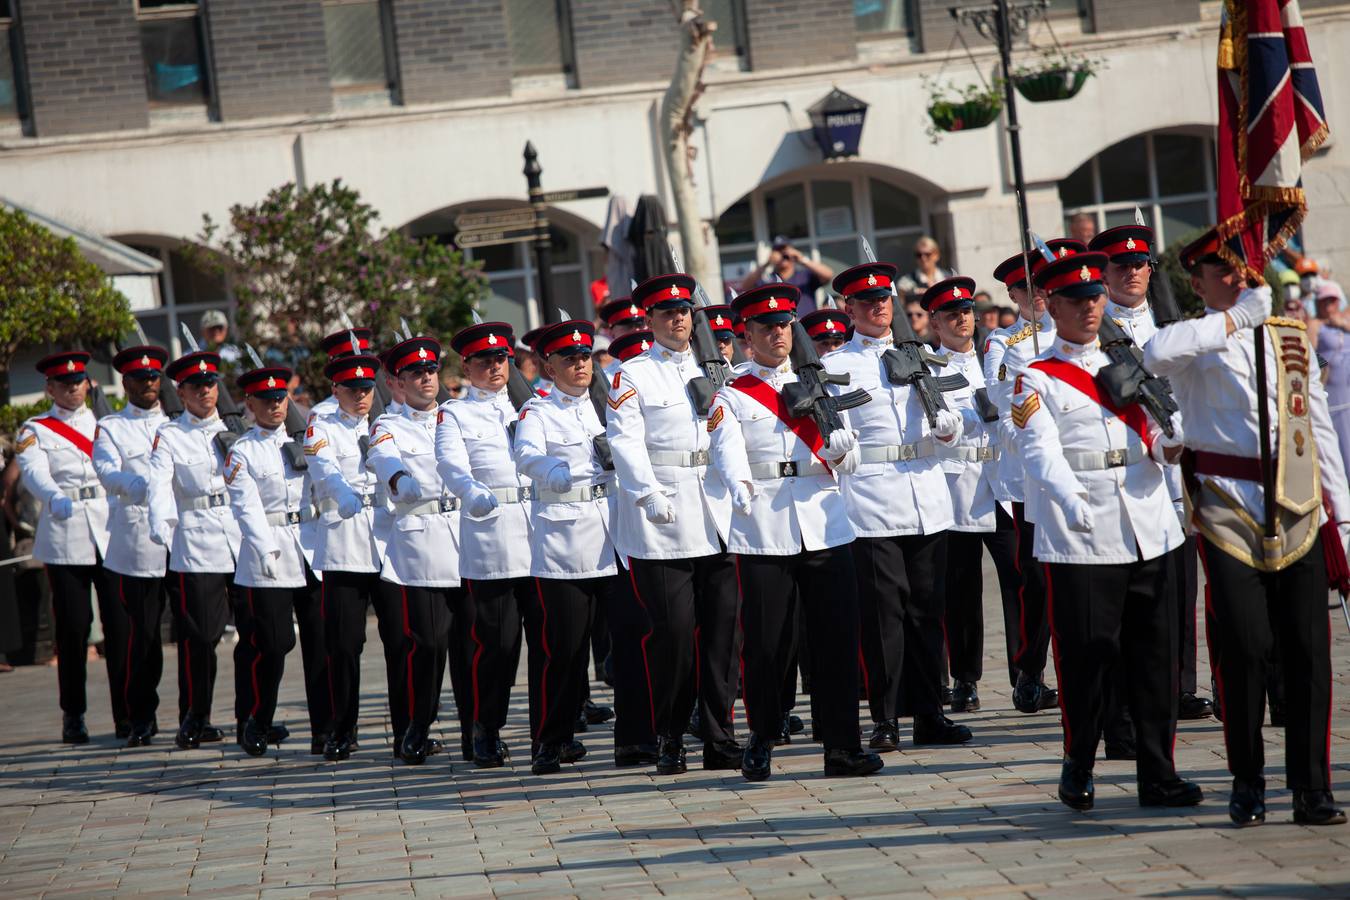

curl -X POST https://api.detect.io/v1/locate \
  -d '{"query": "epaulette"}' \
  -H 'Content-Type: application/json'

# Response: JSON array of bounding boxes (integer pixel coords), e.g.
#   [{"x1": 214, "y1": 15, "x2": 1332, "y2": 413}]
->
[
  {"x1": 1005, "y1": 323, "x2": 1036, "y2": 347},
  {"x1": 1266, "y1": 315, "x2": 1308, "y2": 331}
]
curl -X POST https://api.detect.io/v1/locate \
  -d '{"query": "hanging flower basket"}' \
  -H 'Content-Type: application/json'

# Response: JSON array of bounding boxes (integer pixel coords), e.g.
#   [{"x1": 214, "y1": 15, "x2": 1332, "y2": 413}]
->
[
  {"x1": 1012, "y1": 65, "x2": 1092, "y2": 103},
  {"x1": 927, "y1": 92, "x2": 1002, "y2": 135}
]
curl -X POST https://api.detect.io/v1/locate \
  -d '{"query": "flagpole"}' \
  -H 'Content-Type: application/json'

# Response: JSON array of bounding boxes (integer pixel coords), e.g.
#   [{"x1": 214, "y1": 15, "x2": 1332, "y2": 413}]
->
[{"x1": 1252, "y1": 286, "x2": 1279, "y2": 561}]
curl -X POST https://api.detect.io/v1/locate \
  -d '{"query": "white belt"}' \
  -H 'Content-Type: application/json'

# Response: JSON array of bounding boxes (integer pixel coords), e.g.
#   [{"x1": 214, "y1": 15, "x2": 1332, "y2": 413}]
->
[
  {"x1": 489, "y1": 485, "x2": 535, "y2": 504},
  {"x1": 63, "y1": 484, "x2": 104, "y2": 501},
  {"x1": 940, "y1": 445, "x2": 999, "y2": 463},
  {"x1": 316, "y1": 492, "x2": 376, "y2": 515},
  {"x1": 747, "y1": 458, "x2": 828, "y2": 480},
  {"x1": 396, "y1": 496, "x2": 461, "y2": 516},
  {"x1": 182, "y1": 491, "x2": 228, "y2": 511},
  {"x1": 1063, "y1": 445, "x2": 1147, "y2": 471},
  {"x1": 859, "y1": 437, "x2": 936, "y2": 464},
  {"x1": 266, "y1": 507, "x2": 317, "y2": 527},
  {"x1": 649, "y1": 449, "x2": 710, "y2": 468},
  {"x1": 536, "y1": 480, "x2": 612, "y2": 504}
]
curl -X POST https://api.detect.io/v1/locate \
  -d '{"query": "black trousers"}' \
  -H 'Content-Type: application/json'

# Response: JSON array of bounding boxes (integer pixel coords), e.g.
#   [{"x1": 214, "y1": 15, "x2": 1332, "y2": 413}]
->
[
  {"x1": 377, "y1": 580, "x2": 457, "y2": 731},
  {"x1": 525, "y1": 576, "x2": 600, "y2": 747},
  {"x1": 321, "y1": 570, "x2": 405, "y2": 739},
  {"x1": 167, "y1": 569, "x2": 230, "y2": 723},
  {"x1": 943, "y1": 511, "x2": 1020, "y2": 685},
  {"x1": 459, "y1": 578, "x2": 527, "y2": 733},
  {"x1": 1177, "y1": 537, "x2": 1200, "y2": 695},
  {"x1": 1010, "y1": 502, "x2": 1051, "y2": 681},
  {"x1": 1046, "y1": 555, "x2": 1179, "y2": 783},
  {"x1": 236, "y1": 567, "x2": 330, "y2": 735},
  {"x1": 607, "y1": 560, "x2": 656, "y2": 747},
  {"x1": 116, "y1": 573, "x2": 165, "y2": 727},
  {"x1": 853, "y1": 531, "x2": 948, "y2": 723},
  {"x1": 626, "y1": 551, "x2": 739, "y2": 743},
  {"x1": 45, "y1": 559, "x2": 127, "y2": 722},
  {"x1": 737, "y1": 545, "x2": 862, "y2": 751},
  {"x1": 1199, "y1": 536, "x2": 1332, "y2": 790}
]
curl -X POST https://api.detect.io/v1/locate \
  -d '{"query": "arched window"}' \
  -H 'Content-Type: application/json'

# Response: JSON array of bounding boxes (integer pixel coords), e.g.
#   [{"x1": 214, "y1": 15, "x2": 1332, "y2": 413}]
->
[
  {"x1": 116, "y1": 237, "x2": 232, "y2": 355},
  {"x1": 1058, "y1": 131, "x2": 1216, "y2": 248}
]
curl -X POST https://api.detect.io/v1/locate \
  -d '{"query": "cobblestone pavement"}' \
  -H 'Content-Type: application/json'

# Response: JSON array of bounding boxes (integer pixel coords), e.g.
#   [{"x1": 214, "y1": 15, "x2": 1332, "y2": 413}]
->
[{"x1": 2, "y1": 560, "x2": 1349, "y2": 898}]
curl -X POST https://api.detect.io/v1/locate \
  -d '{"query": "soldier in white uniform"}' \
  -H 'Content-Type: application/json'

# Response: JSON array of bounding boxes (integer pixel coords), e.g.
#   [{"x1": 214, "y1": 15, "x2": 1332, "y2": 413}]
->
[
  {"x1": 708, "y1": 284, "x2": 883, "y2": 781},
  {"x1": 607, "y1": 274, "x2": 740, "y2": 776},
  {"x1": 599, "y1": 297, "x2": 648, "y2": 342},
  {"x1": 223, "y1": 365, "x2": 329, "y2": 756},
  {"x1": 1146, "y1": 229, "x2": 1349, "y2": 827},
  {"x1": 925, "y1": 280, "x2": 1012, "y2": 715},
  {"x1": 801, "y1": 307, "x2": 851, "y2": 355},
  {"x1": 367, "y1": 336, "x2": 465, "y2": 766},
  {"x1": 985, "y1": 248, "x2": 1065, "y2": 713},
  {"x1": 1013, "y1": 250, "x2": 1200, "y2": 812},
  {"x1": 823, "y1": 264, "x2": 969, "y2": 752},
  {"x1": 702, "y1": 305, "x2": 738, "y2": 363},
  {"x1": 306, "y1": 328, "x2": 375, "y2": 425},
  {"x1": 147, "y1": 351, "x2": 242, "y2": 750},
  {"x1": 93, "y1": 346, "x2": 171, "y2": 747},
  {"x1": 514, "y1": 319, "x2": 615, "y2": 775},
  {"x1": 306, "y1": 352, "x2": 400, "y2": 762},
  {"x1": 16, "y1": 350, "x2": 123, "y2": 744},
  {"x1": 434, "y1": 321, "x2": 532, "y2": 769}
]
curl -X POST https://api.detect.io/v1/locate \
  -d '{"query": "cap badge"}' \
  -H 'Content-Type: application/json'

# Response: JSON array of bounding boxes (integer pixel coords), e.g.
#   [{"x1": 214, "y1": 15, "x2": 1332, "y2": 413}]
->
[
  {"x1": 640, "y1": 339, "x2": 650, "y2": 351},
  {"x1": 1078, "y1": 265, "x2": 1091, "y2": 282},
  {"x1": 630, "y1": 305, "x2": 641, "y2": 317},
  {"x1": 1058, "y1": 247, "x2": 1070, "y2": 258},
  {"x1": 140, "y1": 355, "x2": 150, "y2": 367},
  {"x1": 487, "y1": 333, "x2": 498, "y2": 345},
  {"x1": 354, "y1": 366, "x2": 365, "y2": 378},
  {"x1": 825, "y1": 320, "x2": 836, "y2": 331},
  {"x1": 198, "y1": 360, "x2": 208, "y2": 372},
  {"x1": 1125, "y1": 238, "x2": 1137, "y2": 250},
  {"x1": 768, "y1": 298, "x2": 779, "y2": 309},
  {"x1": 669, "y1": 285, "x2": 680, "y2": 298},
  {"x1": 266, "y1": 376, "x2": 277, "y2": 388},
  {"x1": 65, "y1": 360, "x2": 76, "y2": 372},
  {"x1": 952, "y1": 287, "x2": 963, "y2": 299},
  {"x1": 572, "y1": 329, "x2": 582, "y2": 343},
  {"x1": 867, "y1": 273, "x2": 878, "y2": 286},
  {"x1": 418, "y1": 347, "x2": 428, "y2": 359},
  {"x1": 714, "y1": 314, "x2": 724, "y2": 326}
]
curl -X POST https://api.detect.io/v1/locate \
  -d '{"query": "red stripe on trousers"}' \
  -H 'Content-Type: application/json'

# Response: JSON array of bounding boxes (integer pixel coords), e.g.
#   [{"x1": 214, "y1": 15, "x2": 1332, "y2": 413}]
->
[
  {"x1": 247, "y1": 588, "x2": 262, "y2": 719},
  {"x1": 533, "y1": 578, "x2": 552, "y2": 742},
  {"x1": 734, "y1": 556, "x2": 751, "y2": 733},
  {"x1": 181, "y1": 571, "x2": 194, "y2": 712},
  {"x1": 466, "y1": 580, "x2": 484, "y2": 724},
  {"x1": 1043, "y1": 564, "x2": 1071, "y2": 758},
  {"x1": 627, "y1": 560, "x2": 658, "y2": 736},
  {"x1": 120, "y1": 575, "x2": 134, "y2": 720},
  {"x1": 400, "y1": 586, "x2": 416, "y2": 723}
]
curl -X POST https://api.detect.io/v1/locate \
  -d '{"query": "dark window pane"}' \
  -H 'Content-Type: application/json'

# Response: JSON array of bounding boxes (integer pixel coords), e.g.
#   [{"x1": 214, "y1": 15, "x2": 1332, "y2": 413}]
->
[
  {"x1": 874, "y1": 233, "x2": 911, "y2": 268},
  {"x1": 483, "y1": 277, "x2": 530, "y2": 331},
  {"x1": 505, "y1": 0, "x2": 564, "y2": 75},
  {"x1": 1154, "y1": 133, "x2": 1209, "y2": 198},
  {"x1": 0, "y1": 2, "x2": 11, "y2": 19},
  {"x1": 1045, "y1": 0, "x2": 1081, "y2": 15},
  {"x1": 324, "y1": 1, "x2": 387, "y2": 87},
  {"x1": 1159, "y1": 199, "x2": 1212, "y2": 247},
  {"x1": 134, "y1": 312, "x2": 173, "y2": 349},
  {"x1": 168, "y1": 248, "x2": 227, "y2": 306},
  {"x1": 817, "y1": 238, "x2": 860, "y2": 276},
  {"x1": 468, "y1": 240, "x2": 524, "y2": 273},
  {"x1": 764, "y1": 183, "x2": 808, "y2": 241},
  {"x1": 549, "y1": 225, "x2": 579, "y2": 264},
  {"x1": 702, "y1": 0, "x2": 744, "y2": 55},
  {"x1": 0, "y1": 27, "x2": 16, "y2": 119},
  {"x1": 716, "y1": 197, "x2": 754, "y2": 246},
  {"x1": 1058, "y1": 159, "x2": 1095, "y2": 208},
  {"x1": 870, "y1": 178, "x2": 921, "y2": 229},
  {"x1": 1103, "y1": 208, "x2": 1138, "y2": 230},
  {"x1": 1097, "y1": 135, "x2": 1150, "y2": 203},
  {"x1": 138, "y1": 1, "x2": 197, "y2": 8},
  {"x1": 855, "y1": 0, "x2": 912, "y2": 35},
  {"x1": 140, "y1": 17, "x2": 207, "y2": 105},
  {"x1": 811, "y1": 180, "x2": 855, "y2": 237},
  {"x1": 549, "y1": 270, "x2": 584, "y2": 316}
]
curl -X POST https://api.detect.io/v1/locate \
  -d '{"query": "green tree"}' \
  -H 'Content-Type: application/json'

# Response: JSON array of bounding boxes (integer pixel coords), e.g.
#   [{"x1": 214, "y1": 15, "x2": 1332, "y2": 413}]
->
[
  {"x1": 0, "y1": 206, "x2": 135, "y2": 405},
  {"x1": 190, "y1": 180, "x2": 487, "y2": 393}
]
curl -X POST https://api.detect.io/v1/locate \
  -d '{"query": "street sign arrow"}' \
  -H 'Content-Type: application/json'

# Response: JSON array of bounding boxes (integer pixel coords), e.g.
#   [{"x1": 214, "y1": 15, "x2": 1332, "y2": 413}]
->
[
  {"x1": 540, "y1": 186, "x2": 609, "y2": 203},
  {"x1": 454, "y1": 209, "x2": 535, "y2": 231},
  {"x1": 455, "y1": 225, "x2": 538, "y2": 249}
]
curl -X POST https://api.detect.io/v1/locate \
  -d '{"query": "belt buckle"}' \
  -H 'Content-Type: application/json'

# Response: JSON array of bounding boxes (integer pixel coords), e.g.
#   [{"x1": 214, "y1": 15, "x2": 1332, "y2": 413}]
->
[
  {"x1": 78, "y1": 486, "x2": 96, "y2": 500},
  {"x1": 898, "y1": 444, "x2": 917, "y2": 462},
  {"x1": 979, "y1": 447, "x2": 994, "y2": 462},
  {"x1": 779, "y1": 461, "x2": 798, "y2": 478},
  {"x1": 1105, "y1": 448, "x2": 1127, "y2": 468},
  {"x1": 439, "y1": 498, "x2": 459, "y2": 513},
  {"x1": 517, "y1": 486, "x2": 532, "y2": 503},
  {"x1": 285, "y1": 511, "x2": 301, "y2": 525},
  {"x1": 592, "y1": 483, "x2": 608, "y2": 500},
  {"x1": 691, "y1": 449, "x2": 709, "y2": 467},
  {"x1": 209, "y1": 493, "x2": 226, "y2": 508}
]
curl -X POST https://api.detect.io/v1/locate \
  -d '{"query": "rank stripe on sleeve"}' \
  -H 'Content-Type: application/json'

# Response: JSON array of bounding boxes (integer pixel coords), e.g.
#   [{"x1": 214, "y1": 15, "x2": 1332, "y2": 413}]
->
[
  {"x1": 1011, "y1": 393, "x2": 1040, "y2": 428},
  {"x1": 707, "y1": 406, "x2": 724, "y2": 432},
  {"x1": 608, "y1": 388, "x2": 636, "y2": 411}
]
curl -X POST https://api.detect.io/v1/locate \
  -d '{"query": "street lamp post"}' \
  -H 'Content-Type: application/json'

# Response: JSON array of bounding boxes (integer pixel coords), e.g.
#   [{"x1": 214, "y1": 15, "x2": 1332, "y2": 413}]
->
[{"x1": 522, "y1": 142, "x2": 557, "y2": 326}]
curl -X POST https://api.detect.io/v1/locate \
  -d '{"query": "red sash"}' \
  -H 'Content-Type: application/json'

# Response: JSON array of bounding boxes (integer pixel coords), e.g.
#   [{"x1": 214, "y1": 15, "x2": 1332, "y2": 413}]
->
[
  {"x1": 1028, "y1": 358, "x2": 1154, "y2": 452},
  {"x1": 33, "y1": 416, "x2": 94, "y2": 458},
  {"x1": 730, "y1": 374, "x2": 829, "y2": 468}
]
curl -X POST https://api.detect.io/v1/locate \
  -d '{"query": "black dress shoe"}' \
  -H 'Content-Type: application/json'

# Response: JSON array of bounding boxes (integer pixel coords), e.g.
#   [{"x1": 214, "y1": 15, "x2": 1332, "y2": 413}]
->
[
  {"x1": 400, "y1": 723, "x2": 429, "y2": 765},
  {"x1": 656, "y1": 736, "x2": 687, "y2": 775},
  {"x1": 1139, "y1": 778, "x2": 1204, "y2": 807},
  {"x1": 1012, "y1": 672, "x2": 1057, "y2": 714},
  {"x1": 868, "y1": 720, "x2": 900, "y2": 753},
  {"x1": 115, "y1": 720, "x2": 132, "y2": 740},
  {"x1": 583, "y1": 700, "x2": 613, "y2": 725},
  {"x1": 425, "y1": 737, "x2": 442, "y2": 757},
  {"x1": 951, "y1": 681, "x2": 980, "y2": 713},
  {"x1": 615, "y1": 743, "x2": 660, "y2": 767},
  {"x1": 741, "y1": 734, "x2": 773, "y2": 782},
  {"x1": 702, "y1": 740, "x2": 742, "y2": 771},
  {"x1": 472, "y1": 725, "x2": 506, "y2": 769},
  {"x1": 62, "y1": 714, "x2": 89, "y2": 745},
  {"x1": 1104, "y1": 741, "x2": 1137, "y2": 761},
  {"x1": 198, "y1": 723, "x2": 224, "y2": 743},
  {"x1": 532, "y1": 743, "x2": 562, "y2": 775},
  {"x1": 1177, "y1": 693, "x2": 1214, "y2": 720},
  {"x1": 1228, "y1": 777, "x2": 1266, "y2": 827},
  {"x1": 175, "y1": 715, "x2": 202, "y2": 750},
  {"x1": 941, "y1": 683, "x2": 953, "y2": 706},
  {"x1": 824, "y1": 748, "x2": 884, "y2": 777},
  {"x1": 311, "y1": 735, "x2": 328, "y2": 755},
  {"x1": 267, "y1": 723, "x2": 290, "y2": 745},
  {"x1": 324, "y1": 734, "x2": 354, "y2": 762},
  {"x1": 560, "y1": 740, "x2": 587, "y2": 764},
  {"x1": 913, "y1": 714, "x2": 973, "y2": 746},
  {"x1": 1293, "y1": 790, "x2": 1347, "y2": 826},
  {"x1": 240, "y1": 718, "x2": 268, "y2": 757},
  {"x1": 774, "y1": 715, "x2": 792, "y2": 746},
  {"x1": 1058, "y1": 762, "x2": 1094, "y2": 810},
  {"x1": 126, "y1": 721, "x2": 155, "y2": 747},
  {"x1": 787, "y1": 714, "x2": 805, "y2": 735}
]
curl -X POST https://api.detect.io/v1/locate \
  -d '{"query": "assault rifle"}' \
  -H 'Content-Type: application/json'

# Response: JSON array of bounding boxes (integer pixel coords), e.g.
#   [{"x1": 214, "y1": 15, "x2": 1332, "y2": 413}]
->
[{"x1": 782, "y1": 319, "x2": 871, "y2": 442}]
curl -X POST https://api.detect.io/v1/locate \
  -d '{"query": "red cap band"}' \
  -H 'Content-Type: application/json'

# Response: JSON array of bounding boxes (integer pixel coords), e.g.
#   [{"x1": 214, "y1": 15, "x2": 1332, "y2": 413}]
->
[
  {"x1": 639, "y1": 284, "x2": 693, "y2": 310},
  {"x1": 243, "y1": 373, "x2": 287, "y2": 394},
  {"x1": 738, "y1": 294, "x2": 796, "y2": 320},
  {"x1": 332, "y1": 363, "x2": 376, "y2": 384},
  {"x1": 1096, "y1": 237, "x2": 1150, "y2": 258},
  {"x1": 929, "y1": 284, "x2": 973, "y2": 312},
  {"x1": 172, "y1": 359, "x2": 218, "y2": 383},
  {"x1": 999, "y1": 263, "x2": 1027, "y2": 287},
  {"x1": 841, "y1": 272, "x2": 892, "y2": 296},
  {"x1": 457, "y1": 334, "x2": 514, "y2": 358},
  {"x1": 42, "y1": 359, "x2": 87, "y2": 378},
  {"x1": 394, "y1": 347, "x2": 439, "y2": 373},
  {"x1": 118, "y1": 355, "x2": 163, "y2": 374},
  {"x1": 542, "y1": 328, "x2": 594, "y2": 356},
  {"x1": 806, "y1": 316, "x2": 848, "y2": 338},
  {"x1": 1042, "y1": 263, "x2": 1104, "y2": 294}
]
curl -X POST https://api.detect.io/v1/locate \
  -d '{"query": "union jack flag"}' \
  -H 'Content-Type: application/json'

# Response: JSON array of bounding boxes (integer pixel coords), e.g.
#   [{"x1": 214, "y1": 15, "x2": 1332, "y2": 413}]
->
[{"x1": 1215, "y1": 0, "x2": 1329, "y2": 278}]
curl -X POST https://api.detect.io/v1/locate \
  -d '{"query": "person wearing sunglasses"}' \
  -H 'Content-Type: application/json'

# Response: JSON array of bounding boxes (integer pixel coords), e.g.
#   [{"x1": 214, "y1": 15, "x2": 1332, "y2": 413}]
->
[{"x1": 897, "y1": 235, "x2": 955, "y2": 300}]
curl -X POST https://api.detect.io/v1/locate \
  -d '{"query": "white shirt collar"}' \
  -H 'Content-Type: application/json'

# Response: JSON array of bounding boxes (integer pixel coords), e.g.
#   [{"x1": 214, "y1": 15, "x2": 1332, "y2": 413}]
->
[
  {"x1": 405, "y1": 404, "x2": 437, "y2": 422},
  {"x1": 184, "y1": 410, "x2": 220, "y2": 428},
  {"x1": 941, "y1": 344, "x2": 976, "y2": 363},
  {"x1": 1106, "y1": 298, "x2": 1150, "y2": 319},
  {"x1": 852, "y1": 331, "x2": 893, "y2": 350},
  {"x1": 127, "y1": 402, "x2": 162, "y2": 419},
  {"x1": 50, "y1": 403, "x2": 87, "y2": 422},
  {"x1": 1055, "y1": 336, "x2": 1100, "y2": 360},
  {"x1": 338, "y1": 408, "x2": 366, "y2": 427},
  {"x1": 553, "y1": 386, "x2": 587, "y2": 406},
  {"x1": 653, "y1": 341, "x2": 692, "y2": 364},
  {"x1": 469, "y1": 385, "x2": 508, "y2": 402},
  {"x1": 751, "y1": 359, "x2": 791, "y2": 379}
]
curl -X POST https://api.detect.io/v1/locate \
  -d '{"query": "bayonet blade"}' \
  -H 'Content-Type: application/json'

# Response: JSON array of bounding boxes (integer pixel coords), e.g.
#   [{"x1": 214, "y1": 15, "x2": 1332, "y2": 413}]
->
[{"x1": 179, "y1": 322, "x2": 200, "y2": 353}]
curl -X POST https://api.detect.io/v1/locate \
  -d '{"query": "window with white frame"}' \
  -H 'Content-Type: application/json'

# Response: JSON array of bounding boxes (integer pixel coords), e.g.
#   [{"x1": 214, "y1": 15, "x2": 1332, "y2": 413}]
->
[
  {"x1": 1059, "y1": 132, "x2": 1216, "y2": 249},
  {"x1": 136, "y1": 0, "x2": 210, "y2": 108}
]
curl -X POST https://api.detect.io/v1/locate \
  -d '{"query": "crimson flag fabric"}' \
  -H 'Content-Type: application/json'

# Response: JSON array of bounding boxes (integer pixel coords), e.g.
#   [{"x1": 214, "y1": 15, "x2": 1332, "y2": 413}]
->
[{"x1": 1215, "y1": 0, "x2": 1328, "y2": 278}]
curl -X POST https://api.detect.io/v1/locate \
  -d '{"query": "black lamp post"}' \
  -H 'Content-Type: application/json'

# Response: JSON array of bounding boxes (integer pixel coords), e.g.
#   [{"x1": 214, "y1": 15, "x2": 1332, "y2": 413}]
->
[{"x1": 522, "y1": 142, "x2": 557, "y2": 326}]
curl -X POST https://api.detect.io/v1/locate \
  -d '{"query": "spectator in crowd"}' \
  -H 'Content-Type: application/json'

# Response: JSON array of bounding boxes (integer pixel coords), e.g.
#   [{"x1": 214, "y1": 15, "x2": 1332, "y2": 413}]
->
[
  {"x1": 592, "y1": 334, "x2": 614, "y2": 373},
  {"x1": 287, "y1": 374, "x2": 313, "y2": 420},
  {"x1": 199, "y1": 309, "x2": 242, "y2": 367},
  {"x1": 897, "y1": 236, "x2": 954, "y2": 300},
  {"x1": 1314, "y1": 280, "x2": 1350, "y2": 480},
  {"x1": 974, "y1": 292, "x2": 998, "y2": 344},
  {"x1": 738, "y1": 236, "x2": 835, "y2": 315},
  {"x1": 904, "y1": 296, "x2": 939, "y2": 348},
  {"x1": 1069, "y1": 212, "x2": 1097, "y2": 245},
  {"x1": 997, "y1": 301, "x2": 1018, "y2": 329}
]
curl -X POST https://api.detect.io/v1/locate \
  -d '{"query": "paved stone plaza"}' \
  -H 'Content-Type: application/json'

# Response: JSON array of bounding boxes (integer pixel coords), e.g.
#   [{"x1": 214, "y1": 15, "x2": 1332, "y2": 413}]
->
[{"x1": 2, "y1": 563, "x2": 1349, "y2": 898}]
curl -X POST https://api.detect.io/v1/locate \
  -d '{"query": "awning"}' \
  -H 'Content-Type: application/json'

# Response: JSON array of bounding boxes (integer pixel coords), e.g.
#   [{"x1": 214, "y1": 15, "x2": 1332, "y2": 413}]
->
[{"x1": 2, "y1": 197, "x2": 163, "y2": 276}]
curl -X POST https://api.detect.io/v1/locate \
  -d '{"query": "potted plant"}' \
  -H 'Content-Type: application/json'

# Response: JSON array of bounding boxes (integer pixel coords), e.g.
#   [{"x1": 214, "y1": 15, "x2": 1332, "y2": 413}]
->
[
  {"x1": 1011, "y1": 51, "x2": 1103, "y2": 103},
  {"x1": 923, "y1": 76, "x2": 1003, "y2": 143}
]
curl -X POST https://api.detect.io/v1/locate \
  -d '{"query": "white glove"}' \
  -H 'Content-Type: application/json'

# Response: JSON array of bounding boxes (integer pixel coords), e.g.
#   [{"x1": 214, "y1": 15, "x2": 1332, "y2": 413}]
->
[
  {"x1": 50, "y1": 495, "x2": 73, "y2": 521},
  {"x1": 1065, "y1": 495, "x2": 1094, "y2": 533},
  {"x1": 465, "y1": 485, "x2": 499, "y2": 518},
  {"x1": 641, "y1": 492, "x2": 676, "y2": 525},
  {"x1": 124, "y1": 475, "x2": 148, "y2": 506},
  {"x1": 1150, "y1": 413, "x2": 1186, "y2": 464},
  {"x1": 545, "y1": 463, "x2": 572, "y2": 495},
  {"x1": 392, "y1": 471, "x2": 422, "y2": 502},
  {"x1": 149, "y1": 524, "x2": 171, "y2": 546},
  {"x1": 259, "y1": 553, "x2": 278, "y2": 580},
  {"x1": 932, "y1": 409, "x2": 963, "y2": 442},
  {"x1": 335, "y1": 487, "x2": 364, "y2": 519},
  {"x1": 731, "y1": 481, "x2": 754, "y2": 516},
  {"x1": 1338, "y1": 521, "x2": 1350, "y2": 563},
  {"x1": 824, "y1": 428, "x2": 858, "y2": 460},
  {"x1": 1227, "y1": 285, "x2": 1273, "y2": 331}
]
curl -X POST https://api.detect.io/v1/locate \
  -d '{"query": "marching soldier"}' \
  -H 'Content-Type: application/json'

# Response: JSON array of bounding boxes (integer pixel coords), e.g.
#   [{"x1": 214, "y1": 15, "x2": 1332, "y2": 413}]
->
[
  {"x1": 308, "y1": 328, "x2": 375, "y2": 423},
  {"x1": 147, "y1": 351, "x2": 241, "y2": 750},
  {"x1": 701, "y1": 305, "x2": 738, "y2": 363},
  {"x1": 707, "y1": 283, "x2": 883, "y2": 781},
  {"x1": 801, "y1": 307, "x2": 851, "y2": 355},
  {"x1": 434, "y1": 321, "x2": 532, "y2": 769},
  {"x1": 606, "y1": 274, "x2": 741, "y2": 775},
  {"x1": 93, "y1": 346, "x2": 170, "y2": 746},
  {"x1": 224, "y1": 366, "x2": 329, "y2": 756},
  {"x1": 986, "y1": 250, "x2": 1062, "y2": 711},
  {"x1": 823, "y1": 265, "x2": 969, "y2": 751},
  {"x1": 16, "y1": 351, "x2": 124, "y2": 744},
  {"x1": 926, "y1": 282, "x2": 1013, "y2": 714},
  {"x1": 513, "y1": 319, "x2": 615, "y2": 775},
  {"x1": 306, "y1": 352, "x2": 401, "y2": 761},
  {"x1": 1014, "y1": 250, "x2": 1200, "y2": 812},
  {"x1": 599, "y1": 297, "x2": 648, "y2": 340},
  {"x1": 1146, "y1": 230, "x2": 1348, "y2": 826}
]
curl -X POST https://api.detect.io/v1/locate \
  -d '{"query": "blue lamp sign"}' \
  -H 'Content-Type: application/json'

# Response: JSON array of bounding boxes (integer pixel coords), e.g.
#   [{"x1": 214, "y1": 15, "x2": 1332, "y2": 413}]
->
[{"x1": 808, "y1": 88, "x2": 869, "y2": 160}]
